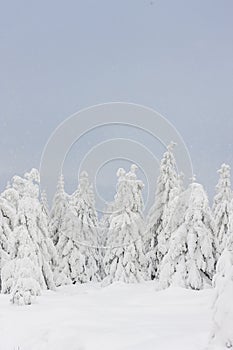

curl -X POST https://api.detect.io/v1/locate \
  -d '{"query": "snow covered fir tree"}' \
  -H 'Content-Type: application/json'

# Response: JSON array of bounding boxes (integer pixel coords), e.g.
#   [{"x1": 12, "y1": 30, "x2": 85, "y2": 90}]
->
[
  {"x1": 102, "y1": 165, "x2": 147, "y2": 285},
  {"x1": 1, "y1": 2, "x2": 232, "y2": 347},
  {"x1": 49, "y1": 174, "x2": 68, "y2": 246},
  {"x1": 145, "y1": 142, "x2": 181, "y2": 279},
  {"x1": 0, "y1": 185, "x2": 16, "y2": 275},
  {"x1": 1, "y1": 169, "x2": 57, "y2": 304},
  {"x1": 158, "y1": 179, "x2": 216, "y2": 290},
  {"x1": 54, "y1": 171, "x2": 100, "y2": 286},
  {"x1": 0, "y1": 143, "x2": 232, "y2": 314},
  {"x1": 212, "y1": 164, "x2": 232, "y2": 258},
  {"x1": 209, "y1": 245, "x2": 233, "y2": 349}
]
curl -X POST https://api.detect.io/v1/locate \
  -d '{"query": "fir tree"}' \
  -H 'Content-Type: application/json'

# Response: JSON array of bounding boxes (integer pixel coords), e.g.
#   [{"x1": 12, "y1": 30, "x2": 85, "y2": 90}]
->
[
  {"x1": 49, "y1": 174, "x2": 69, "y2": 245},
  {"x1": 41, "y1": 189, "x2": 50, "y2": 217},
  {"x1": 55, "y1": 171, "x2": 100, "y2": 285},
  {"x1": 99, "y1": 201, "x2": 116, "y2": 280},
  {"x1": 102, "y1": 165, "x2": 147, "y2": 285},
  {"x1": 213, "y1": 164, "x2": 232, "y2": 257},
  {"x1": 209, "y1": 243, "x2": 233, "y2": 349},
  {"x1": 10, "y1": 228, "x2": 41, "y2": 305},
  {"x1": 159, "y1": 181, "x2": 216, "y2": 290},
  {"x1": 0, "y1": 186, "x2": 17, "y2": 286},
  {"x1": 146, "y1": 142, "x2": 180, "y2": 279},
  {"x1": 1, "y1": 169, "x2": 57, "y2": 301}
]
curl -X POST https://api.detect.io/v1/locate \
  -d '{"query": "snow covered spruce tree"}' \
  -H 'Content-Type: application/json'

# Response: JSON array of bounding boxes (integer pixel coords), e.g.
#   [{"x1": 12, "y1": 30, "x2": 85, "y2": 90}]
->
[
  {"x1": 0, "y1": 186, "x2": 17, "y2": 285},
  {"x1": 158, "y1": 180, "x2": 216, "y2": 290},
  {"x1": 41, "y1": 189, "x2": 50, "y2": 217},
  {"x1": 70, "y1": 171, "x2": 100, "y2": 283},
  {"x1": 102, "y1": 165, "x2": 147, "y2": 285},
  {"x1": 145, "y1": 142, "x2": 180, "y2": 279},
  {"x1": 213, "y1": 164, "x2": 232, "y2": 257},
  {"x1": 49, "y1": 174, "x2": 69, "y2": 245},
  {"x1": 1, "y1": 169, "x2": 57, "y2": 304},
  {"x1": 208, "y1": 242, "x2": 233, "y2": 349},
  {"x1": 55, "y1": 171, "x2": 100, "y2": 286},
  {"x1": 99, "y1": 201, "x2": 116, "y2": 280},
  {"x1": 8, "y1": 220, "x2": 42, "y2": 305}
]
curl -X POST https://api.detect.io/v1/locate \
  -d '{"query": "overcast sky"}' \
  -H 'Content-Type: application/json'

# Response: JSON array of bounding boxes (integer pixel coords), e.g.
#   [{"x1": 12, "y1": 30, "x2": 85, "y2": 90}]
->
[{"x1": 0, "y1": 0, "x2": 233, "y2": 205}]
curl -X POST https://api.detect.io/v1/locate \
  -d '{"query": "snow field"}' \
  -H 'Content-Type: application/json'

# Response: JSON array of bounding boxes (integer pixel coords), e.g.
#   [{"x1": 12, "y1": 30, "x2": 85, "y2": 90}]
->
[{"x1": 0, "y1": 282, "x2": 212, "y2": 350}]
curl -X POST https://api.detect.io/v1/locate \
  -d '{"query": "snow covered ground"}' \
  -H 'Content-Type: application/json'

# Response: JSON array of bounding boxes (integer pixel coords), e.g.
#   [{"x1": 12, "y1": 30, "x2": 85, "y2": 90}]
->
[{"x1": 0, "y1": 282, "x2": 213, "y2": 350}]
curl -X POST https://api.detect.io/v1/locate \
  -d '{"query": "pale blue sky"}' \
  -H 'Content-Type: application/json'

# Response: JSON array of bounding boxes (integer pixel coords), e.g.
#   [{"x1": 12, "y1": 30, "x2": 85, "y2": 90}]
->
[{"x1": 0, "y1": 0, "x2": 233, "y2": 204}]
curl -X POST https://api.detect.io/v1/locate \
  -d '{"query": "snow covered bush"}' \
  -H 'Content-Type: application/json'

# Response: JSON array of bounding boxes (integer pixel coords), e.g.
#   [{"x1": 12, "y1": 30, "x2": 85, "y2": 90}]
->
[
  {"x1": 55, "y1": 171, "x2": 100, "y2": 285},
  {"x1": 208, "y1": 245, "x2": 233, "y2": 349},
  {"x1": 145, "y1": 142, "x2": 180, "y2": 279},
  {"x1": 213, "y1": 164, "x2": 232, "y2": 257},
  {"x1": 158, "y1": 181, "x2": 216, "y2": 290},
  {"x1": 102, "y1": 165, "x2": 147, "y2": 285}
]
